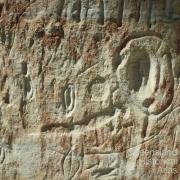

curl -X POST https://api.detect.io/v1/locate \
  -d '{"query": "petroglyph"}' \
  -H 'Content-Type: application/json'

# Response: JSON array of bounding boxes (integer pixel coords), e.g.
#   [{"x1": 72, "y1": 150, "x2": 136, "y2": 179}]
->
[
  {"x1": 117, "y1": 36, "x2": 174, "y2": 115},
  {"x1": 0, "y1": 0, "x2": 179, "y2": 179},
  {"x1": 64, "y1": 84, "x2": 76, "y2": 114}
]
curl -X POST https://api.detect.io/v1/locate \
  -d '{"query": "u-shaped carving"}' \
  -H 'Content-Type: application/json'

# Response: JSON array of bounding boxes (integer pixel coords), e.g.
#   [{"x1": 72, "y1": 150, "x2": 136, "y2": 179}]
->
[
  {"x1": 64, "y1": 85, "x2": 76, "y2": 113},
  {"x1": 117, "y1": 36, "x2": 174, "y2": 115}
]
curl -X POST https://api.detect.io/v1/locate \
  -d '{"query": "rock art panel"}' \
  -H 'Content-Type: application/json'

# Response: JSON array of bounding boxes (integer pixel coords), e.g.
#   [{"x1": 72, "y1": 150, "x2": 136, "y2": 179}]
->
[{"x1": 0, "y1": 0, "x2": 179, "y2": 179}]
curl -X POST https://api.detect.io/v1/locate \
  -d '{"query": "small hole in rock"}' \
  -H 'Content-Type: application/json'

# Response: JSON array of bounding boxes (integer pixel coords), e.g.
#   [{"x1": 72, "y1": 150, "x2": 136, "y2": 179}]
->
[
  {"x1": 21, "y1": 62, "x2": 27, "y2": 75},
  {"x1": 4, "y1": 90, "x2": 10, "y2": 104}
]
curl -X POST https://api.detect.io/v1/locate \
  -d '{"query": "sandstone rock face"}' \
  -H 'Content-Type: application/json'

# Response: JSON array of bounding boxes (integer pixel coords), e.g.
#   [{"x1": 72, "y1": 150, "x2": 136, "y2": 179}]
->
[{"x1": 0, "y1": 0, "x2": 179, "y2": 179}]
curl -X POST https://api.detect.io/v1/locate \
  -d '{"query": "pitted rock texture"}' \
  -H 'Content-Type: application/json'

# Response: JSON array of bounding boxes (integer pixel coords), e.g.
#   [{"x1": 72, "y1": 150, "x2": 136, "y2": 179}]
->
[{"x1": 0, "y1": 0, "x2": 179, "y2": 180}]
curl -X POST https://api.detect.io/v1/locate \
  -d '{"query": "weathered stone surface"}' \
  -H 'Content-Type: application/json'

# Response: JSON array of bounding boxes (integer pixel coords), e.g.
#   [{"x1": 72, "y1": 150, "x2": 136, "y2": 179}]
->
[{"x1": 0, "y1": 0, "x2": 179, "y2": 179}]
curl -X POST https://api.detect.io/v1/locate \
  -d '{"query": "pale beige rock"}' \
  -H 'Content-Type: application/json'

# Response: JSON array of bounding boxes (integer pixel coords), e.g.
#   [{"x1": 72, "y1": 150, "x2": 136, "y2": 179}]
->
[{"x1": 0, "y1": 0, "x2": 179, "y2": 179}]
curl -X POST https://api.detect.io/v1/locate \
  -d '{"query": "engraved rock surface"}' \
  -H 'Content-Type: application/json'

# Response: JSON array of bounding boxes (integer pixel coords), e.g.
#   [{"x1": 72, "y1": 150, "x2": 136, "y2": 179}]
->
[{"x1": 0, "y1": 0, "x2": 179, "y2": 179}]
